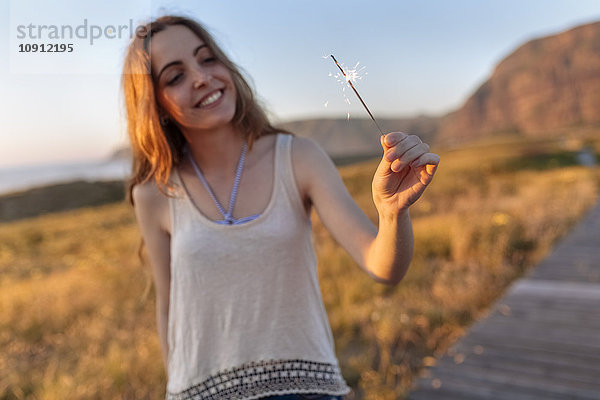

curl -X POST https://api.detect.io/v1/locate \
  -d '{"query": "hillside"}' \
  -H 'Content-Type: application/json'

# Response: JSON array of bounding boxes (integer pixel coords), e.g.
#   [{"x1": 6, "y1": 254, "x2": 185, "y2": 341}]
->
[
  {"x1": 279, "y1": 116, "x2": 439, "y2": 160},
  {"x1": 437, "y1": 20, "x2": 600, "y2": 145},
  {"x1": 0, "y1": 180, "x2": 125, "y2": 222}
]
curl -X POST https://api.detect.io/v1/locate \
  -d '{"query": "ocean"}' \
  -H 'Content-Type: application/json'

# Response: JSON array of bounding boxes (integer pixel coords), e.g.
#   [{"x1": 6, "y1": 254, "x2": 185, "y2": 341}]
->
[{"x1": 0, "y1": 158, "x2": 131, "y2": 196}]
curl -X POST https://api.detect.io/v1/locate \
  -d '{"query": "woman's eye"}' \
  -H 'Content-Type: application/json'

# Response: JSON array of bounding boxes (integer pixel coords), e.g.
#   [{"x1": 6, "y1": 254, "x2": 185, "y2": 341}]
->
[
  {"x1": 202, "y1": 57, "x2": 216, "y2": 64},
  {"x1": 167, "y1": 73, "x2": 182, "y2": 85}
]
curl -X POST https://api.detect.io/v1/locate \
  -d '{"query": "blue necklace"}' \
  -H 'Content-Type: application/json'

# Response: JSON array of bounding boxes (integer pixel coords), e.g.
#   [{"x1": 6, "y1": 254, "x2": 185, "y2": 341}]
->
[{"x1": 187, "y1": 142, "x2": 259, "y2": 225}]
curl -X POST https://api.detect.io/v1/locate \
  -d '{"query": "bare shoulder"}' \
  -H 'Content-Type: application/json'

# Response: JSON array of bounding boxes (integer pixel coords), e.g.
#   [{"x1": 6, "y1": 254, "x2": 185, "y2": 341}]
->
[
  {"x1": 290, "y1": 135, "x2": 333, "y2": 172},
  {"x1": 132, "y1": 179, "x2": 166, "y2": 208},
  {"x1": 290, "y1": 135, "x2": 339, "y2": 206},
  {"x1": 131, "y1": 178, "x2": 171, "y2": 233}
]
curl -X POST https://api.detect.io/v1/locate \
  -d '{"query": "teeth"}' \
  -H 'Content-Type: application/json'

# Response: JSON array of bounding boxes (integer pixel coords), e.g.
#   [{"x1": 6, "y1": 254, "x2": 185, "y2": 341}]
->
[{"x1": 199, "y1": 91, "x2": 222, "y2": 107}]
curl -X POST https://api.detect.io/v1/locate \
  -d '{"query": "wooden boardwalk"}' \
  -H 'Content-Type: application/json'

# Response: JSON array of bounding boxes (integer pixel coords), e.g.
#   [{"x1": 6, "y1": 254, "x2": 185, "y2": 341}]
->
[{"x1": 408, "y1": 202, "x2": 600, "y2": 400}]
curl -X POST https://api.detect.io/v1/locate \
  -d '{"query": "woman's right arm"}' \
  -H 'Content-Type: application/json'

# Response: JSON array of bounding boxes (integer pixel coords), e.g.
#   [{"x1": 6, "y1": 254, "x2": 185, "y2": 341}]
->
[{"x1": 132, "y1": 181, "x2": 172, "y2": 373}]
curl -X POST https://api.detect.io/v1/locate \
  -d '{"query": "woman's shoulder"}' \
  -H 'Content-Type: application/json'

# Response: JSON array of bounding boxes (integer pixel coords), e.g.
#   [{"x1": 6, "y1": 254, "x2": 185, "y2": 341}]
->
[
  {"x1": 131, "y1": 177, "x2": 172, "y2": 232},
  {"x1": 288, "y1": 134, "x2": 337, "y2": 206},
  {"x1": 289, "y1": 134, "x2": 323, "y2": 154},
  {"x1": 132, "y1": 178, "x2": 166, "y2": 205},
  {"x1": 290, "y1": 134, "x2": 334, "y2": 176}
]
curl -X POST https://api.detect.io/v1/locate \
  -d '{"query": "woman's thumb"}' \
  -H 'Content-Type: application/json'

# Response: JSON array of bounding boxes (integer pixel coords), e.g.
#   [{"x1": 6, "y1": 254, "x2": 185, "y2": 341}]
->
[
  {"x1": 380, "y1": 134, "x2": 390, "y2": 151},
  {"x1": 376, "y1": 134, "x2": 395, "y2": 175}
]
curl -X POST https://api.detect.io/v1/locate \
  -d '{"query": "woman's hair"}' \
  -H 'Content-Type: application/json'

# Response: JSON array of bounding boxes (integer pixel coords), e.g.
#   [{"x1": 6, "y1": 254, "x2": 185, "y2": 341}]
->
[{"x1": 121, "y1": 14, "x2": 290, "y2": 204}]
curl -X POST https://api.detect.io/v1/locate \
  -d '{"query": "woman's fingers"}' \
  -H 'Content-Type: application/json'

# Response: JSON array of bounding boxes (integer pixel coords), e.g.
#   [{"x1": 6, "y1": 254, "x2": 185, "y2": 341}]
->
[
  {"x1": 383, "y1": 133, "x2": 418, "y2": 157},
  {"x1": 412, "y1": 153, "x2": 441, "y2": 178},
  {"x1": 380, "y1": 132, "x2": 439, "y2": 177},
  {"x1": 382, "y1": 132, "x2": 408, "y2": 148},
  {"x1": 387, "y1": 141, "x2": 430, "y2": 172},
  {"x1": 379, "y1": 132, "x2": 409, "y2": 174}
]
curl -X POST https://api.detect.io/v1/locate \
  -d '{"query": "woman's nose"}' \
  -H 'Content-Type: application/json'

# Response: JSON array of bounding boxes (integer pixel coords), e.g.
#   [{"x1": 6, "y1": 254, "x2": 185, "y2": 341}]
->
[{"x1": 191, "y1": 66, "x2": 210, "y2": 88}]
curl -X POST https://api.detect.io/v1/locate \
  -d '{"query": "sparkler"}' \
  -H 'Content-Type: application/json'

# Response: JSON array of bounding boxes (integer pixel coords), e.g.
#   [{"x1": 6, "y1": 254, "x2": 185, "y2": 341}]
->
[{"x1": 330, "y1": 55, "x2": 384, "y2": 135}]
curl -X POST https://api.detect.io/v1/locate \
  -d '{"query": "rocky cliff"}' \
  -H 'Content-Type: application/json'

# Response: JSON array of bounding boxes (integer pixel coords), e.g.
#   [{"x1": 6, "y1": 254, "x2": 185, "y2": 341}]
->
[{"x1": 437, "y1": 20, "x2": 600, "y2": 145}]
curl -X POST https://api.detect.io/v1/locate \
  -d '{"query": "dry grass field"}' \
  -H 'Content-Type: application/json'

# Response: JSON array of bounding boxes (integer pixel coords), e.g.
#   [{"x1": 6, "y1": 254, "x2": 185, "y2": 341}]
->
[{"x1": 1, "y1": 136, "x2": 599, "y2": 399}]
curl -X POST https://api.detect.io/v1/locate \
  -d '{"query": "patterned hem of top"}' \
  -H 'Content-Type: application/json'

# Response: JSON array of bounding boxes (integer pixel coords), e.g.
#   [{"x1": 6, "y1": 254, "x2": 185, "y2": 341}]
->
[{"x1": 166, "y1": 359, "x2": 350, "y2": 400}]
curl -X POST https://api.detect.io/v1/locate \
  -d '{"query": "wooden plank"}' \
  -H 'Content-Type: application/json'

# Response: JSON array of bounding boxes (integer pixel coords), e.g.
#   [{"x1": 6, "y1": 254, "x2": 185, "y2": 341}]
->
[
  {"x1": 409, "y1": 378, "x2": 548, "y2": 400},
  {"x1": 497, "y1": 296, "x2": 600, "y2": 313},
  {"x1": 445, "y1": 343, "x2": 600, "y2": 376},
  {"x1": 531, "y1": 258, "x2": 600, "y2": 276},
  {"x1": 422, "y1": 363, "x2": 600, "y2": 397},
  {"x1": 408, "y1": 388, "x2": 483, "y2": 400},
  {"x1": 541, "y1": 243, "x2": 600, "y2": 256},
  {"x1": 554, "y1": 239, "x2": 600, "y2": 250},
  {"x1": 531, "y1": 268, "x2": 600, "y2": 280},
  {"x1": 528, "y1": 272, "x2": 600, "y2": 283},
  {"x1": 457, "y1": 332, "x2": 600, "y2": 363},
  {"x1": 480, "y1": 308, "x2": 600, "y2": 329},
  {"x1": 535, "y1": 249, "x2": 600, "y2": 264},
  {"x1": 498, "y1": 293, "x2": 600, "y2": 311},
  {"x1": 532, "y1": 261, "x2": 600, "y2": 273},
  {"x1": 411, "y1": 373, "x2": 588, "y2": 400},
  {"x1": 407, "y1": 381, "x2": 552, "y2": 400},
  {"x1": 533, "y1": 261, "x2": 600, "y2": 273},
  {"x1": 492, "y1": 296, "x2": 600, "y2": 317},
  {"x1": 505, "y1": 279, "x2": 600, "y2": 300},
  {"x1": 434, "y1": 348, "x2": 600, "y2": 384},
  {"x1": 468, "y1": 317, "x2": 600, "y2": 343},
  {"x1": 408, "y1": 202, "x2": 600, "y2": 399},
  {"x1": 425, "y1": 360, "x2": 600, "y2": 390},
  {"x1": 464, "y1": 327, "x2": 600, "y2": 353},
  {"x1": 469, "y1": 309, "x2": 600, "y2": 337},
  {"x1": 478, "y1": 309, "x2": 600, "y2": 329}
]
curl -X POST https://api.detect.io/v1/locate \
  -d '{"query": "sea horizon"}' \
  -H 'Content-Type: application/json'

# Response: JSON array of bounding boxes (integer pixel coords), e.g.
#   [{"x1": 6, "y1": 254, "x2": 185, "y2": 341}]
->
[{"x1": 0, "y1": 158, "x2": 131, "y2": 196}]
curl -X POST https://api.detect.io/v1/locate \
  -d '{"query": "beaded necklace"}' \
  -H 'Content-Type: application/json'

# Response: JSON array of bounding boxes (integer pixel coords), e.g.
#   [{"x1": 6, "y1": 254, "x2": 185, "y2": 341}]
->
[{"x1": 186, "y1": 142, "x2": 260, "y2": 225}]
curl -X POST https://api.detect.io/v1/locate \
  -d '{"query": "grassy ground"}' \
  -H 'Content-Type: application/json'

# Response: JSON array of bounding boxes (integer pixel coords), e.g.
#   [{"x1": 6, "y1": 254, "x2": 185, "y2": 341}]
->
[{"x1": 1, "y1": 136, "x2": 599, "y2": 399}]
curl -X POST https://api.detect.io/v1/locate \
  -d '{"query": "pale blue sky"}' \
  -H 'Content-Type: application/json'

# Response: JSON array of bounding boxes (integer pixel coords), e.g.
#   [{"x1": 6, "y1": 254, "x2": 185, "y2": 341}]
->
[{"x1": 1, "y1": 0, "x2": 599, "y2": 167}]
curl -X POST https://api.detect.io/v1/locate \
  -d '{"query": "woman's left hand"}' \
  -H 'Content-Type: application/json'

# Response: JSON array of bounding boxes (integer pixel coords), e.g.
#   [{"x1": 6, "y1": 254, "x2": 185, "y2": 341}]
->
[{"x1": 372, "y1": 132, "x2": 440, "y2": 214}]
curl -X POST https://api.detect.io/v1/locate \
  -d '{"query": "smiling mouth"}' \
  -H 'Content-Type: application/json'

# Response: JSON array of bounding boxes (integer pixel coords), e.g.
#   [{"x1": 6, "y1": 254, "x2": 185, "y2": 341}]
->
[{"x1": 196, "y1": 90, "x2": 223, "y2": 108}]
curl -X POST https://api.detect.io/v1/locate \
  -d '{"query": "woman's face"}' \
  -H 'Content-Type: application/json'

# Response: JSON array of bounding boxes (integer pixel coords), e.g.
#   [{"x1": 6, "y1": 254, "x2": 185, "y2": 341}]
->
[{"x1": 150, "y1": 25, "x2": 237, "y2": 132}]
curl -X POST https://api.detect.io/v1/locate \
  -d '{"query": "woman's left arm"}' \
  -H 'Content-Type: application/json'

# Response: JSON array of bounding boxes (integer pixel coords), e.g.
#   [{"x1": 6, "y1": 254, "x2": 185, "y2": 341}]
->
[
  {"x1": 292, "y1": 132, "x2": 439, "y2": 286},
  {"x1": 369, "y1": 132, "x2": 439, "y2": 284}
]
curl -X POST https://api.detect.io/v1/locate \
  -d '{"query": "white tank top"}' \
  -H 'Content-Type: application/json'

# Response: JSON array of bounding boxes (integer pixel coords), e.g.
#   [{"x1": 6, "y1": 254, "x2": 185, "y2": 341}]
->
[{"x1": 166, "y1": 133, "x2": 351, "y2": 400}]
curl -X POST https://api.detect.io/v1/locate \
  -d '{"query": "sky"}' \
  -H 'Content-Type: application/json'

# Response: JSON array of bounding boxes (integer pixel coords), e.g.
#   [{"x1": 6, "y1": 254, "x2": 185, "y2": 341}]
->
[{"x1": 1, "y1": 0, "x2": 599, "y2": 168}]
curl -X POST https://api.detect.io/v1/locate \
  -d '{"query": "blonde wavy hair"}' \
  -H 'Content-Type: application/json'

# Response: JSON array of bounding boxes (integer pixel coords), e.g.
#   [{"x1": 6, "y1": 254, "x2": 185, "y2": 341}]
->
[{"x1": 121, "y1": 14, "x2": 290, "y2": 204}]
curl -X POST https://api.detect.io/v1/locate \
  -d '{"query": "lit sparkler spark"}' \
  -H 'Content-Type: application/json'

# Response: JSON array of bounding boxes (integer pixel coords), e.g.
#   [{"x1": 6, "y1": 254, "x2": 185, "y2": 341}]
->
[
  {"x1": 330, "y1": 55, "x2": 384, "y2": 135},
  {"x1": 328, "y1": 62, "x2": 366, "y2": 105}
]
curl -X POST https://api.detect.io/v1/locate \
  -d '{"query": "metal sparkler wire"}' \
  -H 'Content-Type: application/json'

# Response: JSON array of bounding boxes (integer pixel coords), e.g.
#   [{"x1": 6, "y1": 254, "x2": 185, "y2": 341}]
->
[{"x1": 330, "y1": 55, "x2": 385, "y2": 135}]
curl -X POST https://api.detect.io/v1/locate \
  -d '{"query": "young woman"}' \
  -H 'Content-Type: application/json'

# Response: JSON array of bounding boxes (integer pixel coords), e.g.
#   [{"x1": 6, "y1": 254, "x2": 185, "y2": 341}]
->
[{"x1": 121, "y1": 14, "x2": 439, "y2": 400}]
